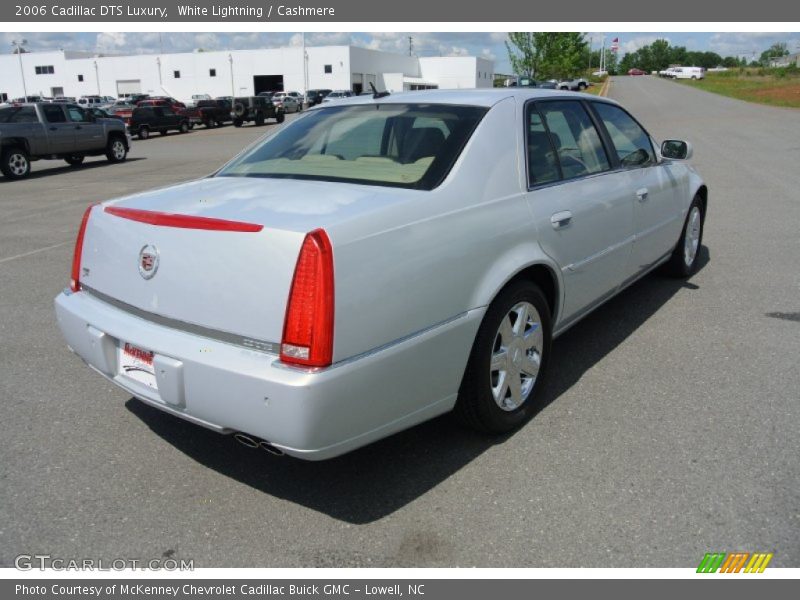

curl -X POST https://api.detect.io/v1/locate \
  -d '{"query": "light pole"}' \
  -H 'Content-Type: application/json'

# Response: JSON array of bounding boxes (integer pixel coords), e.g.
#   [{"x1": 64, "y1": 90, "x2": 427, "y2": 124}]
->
[
  {"x1": 12, "y1": 39, "x2": 29, "y2": 100},
  {"x1": 94, "y1": 60, "x2": 100, "y2": 95},
  {"x1": 228, "y1": 53, "x2": 235, "y2": 100}
]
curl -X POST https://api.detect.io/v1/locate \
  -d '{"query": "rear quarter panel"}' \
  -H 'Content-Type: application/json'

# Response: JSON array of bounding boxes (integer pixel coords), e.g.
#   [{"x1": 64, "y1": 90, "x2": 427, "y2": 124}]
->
[{"x1": 328, "y1": 96, "x2": 555, "y2": 362}]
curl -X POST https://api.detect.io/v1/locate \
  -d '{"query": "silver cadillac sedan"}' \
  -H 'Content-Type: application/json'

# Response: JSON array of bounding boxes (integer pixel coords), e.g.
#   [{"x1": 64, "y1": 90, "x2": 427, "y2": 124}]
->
[{"x1": 55, "y1": 89, "x2": 707, "y2": 460}]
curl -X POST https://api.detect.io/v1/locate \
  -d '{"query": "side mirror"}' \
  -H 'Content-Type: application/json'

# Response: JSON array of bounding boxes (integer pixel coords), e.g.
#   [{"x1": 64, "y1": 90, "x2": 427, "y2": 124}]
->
[{"x1": 661, "y1": 139, "x2": 693, "y2": 160}]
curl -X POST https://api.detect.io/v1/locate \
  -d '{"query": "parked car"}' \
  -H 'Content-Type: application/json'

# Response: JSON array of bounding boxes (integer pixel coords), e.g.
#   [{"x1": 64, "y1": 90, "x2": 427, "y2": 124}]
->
[
  {"x1": 271, "y1": 92, "x2": 302, "y2": 113},
  {"x1": 53, "y1": 96, "x2": 77, "y2": 103},
  {"x1": 305, "y1": 89, "x2": 331, "y2": 105},
  {"x1": 0, "y1": 102, "x2": 129, "y2": 178},
  {"x1": 183, "y1": 99, "x2": 232, "y2": 128},
  {"x1": 129, "y1": 105, "x2": 190, "y2": 139},
  {"x1": 137, "y1": 97, "x2": 187, "y2": 112},
  {"x1": 557, "y1": 77, "x2": 589, "y2": 91},
  {"x1": 321, "y1": 90, "x2": 355, "y2": 103},
  {"x1": 188, "y1": 94, "x2": 212, "y2": 108},
  {"x1": 627, "y1": 68, "x2": 647, "y2": 76},
  {"x1": 231, "y1": 96, "x2": 284, "y2": 127},
  {"x1": 78, "y1": 96, "x2": 106, "y2": 108},
  {"x1": 55, "y1": 89, "x2": 707, "y2": 459},
  {"x1": 514, "y1": 77, "x2": 559, "y2": 89}
]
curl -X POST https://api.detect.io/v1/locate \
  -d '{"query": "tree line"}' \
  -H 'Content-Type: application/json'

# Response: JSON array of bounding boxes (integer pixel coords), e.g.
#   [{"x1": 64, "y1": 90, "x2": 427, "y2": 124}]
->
[{"x1": 505, "y1": 34, "x2": 793, "y2": 80}]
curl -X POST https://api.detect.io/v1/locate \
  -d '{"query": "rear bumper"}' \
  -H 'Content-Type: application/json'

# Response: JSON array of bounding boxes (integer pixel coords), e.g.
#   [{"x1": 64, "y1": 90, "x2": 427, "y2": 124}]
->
[{"x1": 54, "y1": 290, "x2": 481, "y2": 460}]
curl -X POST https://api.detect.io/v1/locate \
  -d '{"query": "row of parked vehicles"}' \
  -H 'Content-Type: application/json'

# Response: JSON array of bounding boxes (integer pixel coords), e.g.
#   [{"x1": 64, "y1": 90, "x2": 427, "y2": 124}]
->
[{"x1": 657, "y1": 66, "x2": 706, "y2": 80}]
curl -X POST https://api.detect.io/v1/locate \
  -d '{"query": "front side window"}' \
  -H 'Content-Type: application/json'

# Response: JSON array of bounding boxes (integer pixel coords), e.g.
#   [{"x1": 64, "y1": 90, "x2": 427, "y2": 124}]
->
[
  {"x1": 537, "y1": 100, "x2": 610, "y2": 179},
  {"x1": 67, "y1": 106, "x2": 90, "y2": 122},
  {"x1": 592, "y1": 102, "x2": 655, "y2": 167},
  {"x1": 217, "y1": 103, "x2": 487, "y2": 190}
]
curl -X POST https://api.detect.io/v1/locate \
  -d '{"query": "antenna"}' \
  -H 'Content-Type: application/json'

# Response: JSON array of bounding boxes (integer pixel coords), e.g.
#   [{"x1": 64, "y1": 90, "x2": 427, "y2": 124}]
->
[{"x1": 369, "y1": 82, "x2": 390, "y2": 99}]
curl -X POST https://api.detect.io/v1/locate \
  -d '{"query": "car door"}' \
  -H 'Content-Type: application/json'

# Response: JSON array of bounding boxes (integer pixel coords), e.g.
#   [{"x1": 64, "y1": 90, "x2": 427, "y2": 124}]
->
[
  {"x1": 590, "y1": 101, "x2": 684, "y2": 276},
  {"x1": 66, "y1": 105, "x2": 105, "y2": 151},
  {"x1": 523, "y1": 99, "x2": 635, "y2": 326},
  {"x1": 158, "y1": 106, "x2": 179, "y2": 129},
  {"x1": 39, "y1": 104, "x2": 76, "y2": 154}
]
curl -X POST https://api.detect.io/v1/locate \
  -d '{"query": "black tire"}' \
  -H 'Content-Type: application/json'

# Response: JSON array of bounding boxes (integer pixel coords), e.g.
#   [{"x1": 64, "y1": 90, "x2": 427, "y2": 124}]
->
[
  {"x1": 455, "y1": 280, "x2": 552, "y2": 434},
  {"x1": 179, "y1": 121, "x2": 189, "y2": 134},
  {"x1": 215, "y1": 119, "x2": 223, "y2": 127},
  {"x1": 233, "y1": 102, "x2": 246, "y2": 118},
  {"x1": 138, "y1": 126, "x2": 150, "y2": 140},
  {"x1": 275, "y1": 110, "x2": 285, "y2": 124},
  {"x1": 254, "y1": 113, "x2": 265, "y2": 126},
  {"x1": 65, "y1": 155, "x2": 85, "y2": 167},
  {"x1": 160, "y1": 129, "x2": 169, "y2": 136},
  {"x1": 665, "y1": 195, "x2": 705, "y2": 278},
  {"x1": 1, "y1": 147, "x2": 31, "y2": 179},
  {"x1": 105, "y1": 136, "x2": 128, "y2": 163},
  {"x1": 233, "y1": 119, "x2": 243, "y2": 127},
  {"x1": 578, "y1": 82, "x2": 587, "y2": 90}
]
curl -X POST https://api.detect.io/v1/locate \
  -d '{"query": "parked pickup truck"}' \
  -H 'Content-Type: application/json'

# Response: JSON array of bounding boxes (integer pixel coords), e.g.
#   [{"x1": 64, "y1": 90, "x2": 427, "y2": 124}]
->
[
  {"x1": 0, "y1": 102, "x2": 130, "y2": 179},
  {"x1": 183, "y1": 99, "x2": 232, "y2": 128}
]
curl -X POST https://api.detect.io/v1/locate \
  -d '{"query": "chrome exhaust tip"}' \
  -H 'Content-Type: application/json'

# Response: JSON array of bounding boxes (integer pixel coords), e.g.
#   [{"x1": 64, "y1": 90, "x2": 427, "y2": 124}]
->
[
  {"x1": 233, "y1": 433, "x2": 260, "y2": 449},
  {"x1": 259, "y1": 441, "x2": 285, "y2": 456}
]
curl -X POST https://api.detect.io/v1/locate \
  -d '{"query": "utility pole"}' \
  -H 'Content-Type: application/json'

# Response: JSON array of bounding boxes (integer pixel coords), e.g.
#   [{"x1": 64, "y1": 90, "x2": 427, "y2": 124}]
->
[
  {"x1": 94, "y1": 60, "x2": 100, "y2": 95},
  {"x1": 408, "y1": 36, "x2": 414, "y2": 57},
  {"x1": 12, "y1": 39, "x2": 29, "y2": 100},
  {"x1": 302, "y1": 32, "x2": 308, "y2": 95}
]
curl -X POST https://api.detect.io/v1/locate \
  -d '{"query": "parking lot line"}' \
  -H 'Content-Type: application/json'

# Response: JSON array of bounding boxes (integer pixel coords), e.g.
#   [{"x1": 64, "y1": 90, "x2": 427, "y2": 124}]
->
[{"x1": 0, "y1": 241, "x2": 70, "y2": 264}]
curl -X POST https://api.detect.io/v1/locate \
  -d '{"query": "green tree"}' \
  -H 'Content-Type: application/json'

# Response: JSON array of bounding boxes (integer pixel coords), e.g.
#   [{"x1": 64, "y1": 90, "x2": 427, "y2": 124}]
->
[
  {"x1": 506, "y1": 32, "x2": 589, "y2": 79},
  {"x1": 760, "y1": 42, "x2": 789, "y2": 64}
]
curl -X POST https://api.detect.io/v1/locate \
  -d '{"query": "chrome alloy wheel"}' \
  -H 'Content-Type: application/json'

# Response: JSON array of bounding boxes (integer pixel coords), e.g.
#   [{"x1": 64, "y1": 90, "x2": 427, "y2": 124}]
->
[
  {"x1": 684, "y1": 206, "x2": 701, "y2": 267},
  {"x1": 111, "y1": 140, "x2": 126, "y2": 160},
  {"x1": 7, "y1": 152, "x2": 28, "y2": 176},
  {"x1": 490, "y1": 301, "x2": 544, "y2": 411}
]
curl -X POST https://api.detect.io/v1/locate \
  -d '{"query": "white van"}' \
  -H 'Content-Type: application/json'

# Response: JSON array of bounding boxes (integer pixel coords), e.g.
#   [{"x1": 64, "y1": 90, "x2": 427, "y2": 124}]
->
[{"x1": 672, "y1": 67, "x2": 705, "y2": 80}]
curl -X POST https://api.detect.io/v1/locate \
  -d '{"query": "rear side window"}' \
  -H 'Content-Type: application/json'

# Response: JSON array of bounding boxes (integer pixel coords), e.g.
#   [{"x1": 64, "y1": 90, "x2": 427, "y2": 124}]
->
[
  {"x1": 537, "y1": 101, "x2": 610, "y2": 179},
  {"x1": 526, "y1": 107, "x2": 560, "y2": 185},
  {"x1": 42, "y1": 104, "x2": 67, "y2": 123},
  {"x1": 592, "y1": 102, "x2": 655, "y2": 167},
  {"x1": 0, "y1": 106, "x2": 38, "y2": 123}
]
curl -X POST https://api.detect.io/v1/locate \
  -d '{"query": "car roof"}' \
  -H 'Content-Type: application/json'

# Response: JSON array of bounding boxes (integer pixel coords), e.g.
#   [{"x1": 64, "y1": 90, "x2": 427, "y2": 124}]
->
[{"x1": 309, "y1": 88, "x2": 620, "y2": 109}]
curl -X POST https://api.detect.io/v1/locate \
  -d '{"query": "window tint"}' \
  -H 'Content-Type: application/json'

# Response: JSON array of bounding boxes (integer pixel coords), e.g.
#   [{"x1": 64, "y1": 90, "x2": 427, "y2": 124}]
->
[
  {"x1": 538, "y1": 101, "x2": 609, "y2": 179},
  {"x1": 0, "y1": 106, "x2": 38, "y2": 123},
  {"x1": 526, "y1": 105, "x2": 560, "y2": 185},
  {"x1": 593, "y1": 102, "x2": 655, "y2": 167},
  {"x1": 42, "y1": 104, "x2": 67, "y2": 123},
  {"x1": 67, "y1": 106, "x2": 90, "y2": 122},
  {"x1": 218, "y1": 104, "x2": 487, "y2": 190}
]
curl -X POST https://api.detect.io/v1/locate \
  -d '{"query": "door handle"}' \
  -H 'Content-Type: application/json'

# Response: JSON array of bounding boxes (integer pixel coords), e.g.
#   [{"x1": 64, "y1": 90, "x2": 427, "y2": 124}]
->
[
  {"x1": 550, "y1": 210, "x2": 573, "y2": 229},
  {"x1": 636, "y1": 187, "x2": 649, "y2": 202},
  {"x1": 49, "y1": 126, "x2": 57, "y2": 131}
]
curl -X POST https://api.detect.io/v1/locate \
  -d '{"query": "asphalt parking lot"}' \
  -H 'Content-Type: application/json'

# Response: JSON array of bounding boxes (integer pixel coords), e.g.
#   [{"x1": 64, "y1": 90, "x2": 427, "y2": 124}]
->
[{"x1": 1, "y1": 78, "x2": 798, "y2": 568}]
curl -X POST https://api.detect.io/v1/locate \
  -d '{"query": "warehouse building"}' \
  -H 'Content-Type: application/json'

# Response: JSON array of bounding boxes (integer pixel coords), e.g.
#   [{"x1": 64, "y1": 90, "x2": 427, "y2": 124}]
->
[{"x1": 0, "y1": 45, "x2": 495, "y2": 103}]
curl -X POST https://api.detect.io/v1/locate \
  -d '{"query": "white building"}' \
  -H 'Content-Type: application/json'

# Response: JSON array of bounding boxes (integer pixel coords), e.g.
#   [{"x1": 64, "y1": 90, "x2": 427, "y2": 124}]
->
[{"x1": 0, "y1": 46, "x2": 494, "y2": 102}]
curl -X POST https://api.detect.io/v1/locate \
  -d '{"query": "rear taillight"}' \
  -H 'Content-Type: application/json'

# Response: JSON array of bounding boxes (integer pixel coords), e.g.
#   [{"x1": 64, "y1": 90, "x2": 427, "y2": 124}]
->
[
  {"x1": 69, "y1": 204, "x2": 96, "y2": 292},
  {"x1": 280, "y1": 229, "x2": 335, "y2": 368}
]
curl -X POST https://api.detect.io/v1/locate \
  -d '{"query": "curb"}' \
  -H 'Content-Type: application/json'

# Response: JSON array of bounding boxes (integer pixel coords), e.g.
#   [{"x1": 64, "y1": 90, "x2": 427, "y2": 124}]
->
[{"x1": 599, "y1": 77, "x2": 611, "y2": 97}]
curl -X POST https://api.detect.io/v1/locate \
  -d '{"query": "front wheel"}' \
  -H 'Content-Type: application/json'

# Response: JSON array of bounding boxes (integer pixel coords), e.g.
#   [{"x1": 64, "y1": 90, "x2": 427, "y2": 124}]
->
[
  {"x1": 105, "y1": 137, "x2": 128, "y2": 163},
  {"x1": 138, "y1": 126, "x2": 150, "y2": 140},
  {"x1": 455, "y1": 280, "x2": 552, "y2": 434},
  {"x1": 65, "y1": 155, "x2": 85, "y2": 167},
  {"x1": 233, "y1": 119, "x2": 243, "y2": 127},
  {"x1": 665, "y1": 196, "x2": 704, "y2": 277},
  {"x1": 179, "y1": 122, "x2": 189, "y2": 134},
  {"x1": 275, "y1": 110, "x2": 285, "y2": 124},
  {"x1": 1, "y1": 147, "x2": 31, "y2": 179}
]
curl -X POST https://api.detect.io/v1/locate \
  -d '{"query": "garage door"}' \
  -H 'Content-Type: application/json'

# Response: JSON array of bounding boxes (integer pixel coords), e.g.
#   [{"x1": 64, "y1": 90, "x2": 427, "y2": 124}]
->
[{"x1": 116, "y1": 80, "x2": 141, "y2": 97}]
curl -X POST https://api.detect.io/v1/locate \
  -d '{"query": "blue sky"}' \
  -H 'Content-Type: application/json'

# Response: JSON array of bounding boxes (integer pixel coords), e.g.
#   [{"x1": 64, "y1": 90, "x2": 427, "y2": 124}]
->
[{"x1": 3, "y1": 32, "x2": 799, "y2": 72}]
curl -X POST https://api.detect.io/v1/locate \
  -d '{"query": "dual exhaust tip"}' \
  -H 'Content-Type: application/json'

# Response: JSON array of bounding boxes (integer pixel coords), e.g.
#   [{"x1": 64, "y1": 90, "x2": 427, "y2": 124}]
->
[{"x1": 233, "y1": 432, "x2": 285, "y2": 456}]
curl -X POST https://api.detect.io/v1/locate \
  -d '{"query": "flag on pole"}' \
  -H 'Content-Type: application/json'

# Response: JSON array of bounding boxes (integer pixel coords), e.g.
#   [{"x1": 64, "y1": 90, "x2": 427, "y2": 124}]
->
[{"x1": 611, "y1": 37, "x2": 619, "y2": 53}]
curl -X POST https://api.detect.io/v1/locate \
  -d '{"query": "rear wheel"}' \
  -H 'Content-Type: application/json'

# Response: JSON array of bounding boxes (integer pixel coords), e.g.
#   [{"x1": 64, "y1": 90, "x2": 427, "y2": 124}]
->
[
  {"x1": 105, "y1": 137, "x2": 128, "y2": 163},
  {"x1": 138, "y1": 126, "x2": 150, "y2": 140},
  {"x1": 455, "y1": 280, "x2": 552, "y2": 433},
  {"x1": 179, "y1": 121, "x2": 189, "y2": 134},
  {"x1": 233, "y1": 119, "x2": 243, "y2": 127},
  {"x1": 665, "y1": 196, "x2": 704, "y2": 277},
  {"x1": 254, "y1": 113, "x2": 265, "y2": 126},
  {"x1": 1, "y1": 147, "x2": 31, "y2": 179},
  {"x1": 64, "y1": 155, "x2": 85, "y2": 167}
]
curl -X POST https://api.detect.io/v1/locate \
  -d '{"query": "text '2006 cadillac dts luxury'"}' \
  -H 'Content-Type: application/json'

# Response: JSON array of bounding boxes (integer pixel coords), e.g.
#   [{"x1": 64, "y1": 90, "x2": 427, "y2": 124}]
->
[{"x1": 55, "y1": 89, "x2": 707, "y2": 460}]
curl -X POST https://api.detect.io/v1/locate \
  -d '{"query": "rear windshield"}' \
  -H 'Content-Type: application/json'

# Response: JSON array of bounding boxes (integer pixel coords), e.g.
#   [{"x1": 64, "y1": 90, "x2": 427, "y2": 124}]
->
[
  {"x1": 216, "y1": 103, "x2": 487, "y2": 190},
  {"x1": 0, "y1": 106, "x2": 38, "y2": 123}
]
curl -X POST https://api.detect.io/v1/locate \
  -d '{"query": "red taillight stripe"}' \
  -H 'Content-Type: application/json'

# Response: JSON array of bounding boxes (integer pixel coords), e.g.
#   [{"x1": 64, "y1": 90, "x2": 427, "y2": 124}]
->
[
  {"x1": 104, "y1": 206, "x2": 263, "y2": 232},
  {"x1": 70, "y1": 203, "x2": 97, "y2": 292}
]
